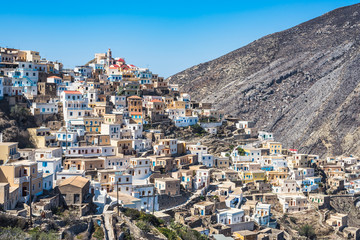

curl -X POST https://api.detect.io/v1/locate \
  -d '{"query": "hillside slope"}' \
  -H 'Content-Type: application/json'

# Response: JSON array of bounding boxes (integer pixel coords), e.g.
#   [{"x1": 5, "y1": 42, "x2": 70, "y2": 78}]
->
[{"x1": 167, "y1": 4, "x2": 360, "y2": 157}]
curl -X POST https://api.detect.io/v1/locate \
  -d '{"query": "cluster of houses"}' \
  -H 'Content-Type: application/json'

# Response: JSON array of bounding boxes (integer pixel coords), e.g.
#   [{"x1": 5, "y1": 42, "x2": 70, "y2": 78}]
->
[{"x1": 0, "y1": 47, "x2": 359, "y2": 239}]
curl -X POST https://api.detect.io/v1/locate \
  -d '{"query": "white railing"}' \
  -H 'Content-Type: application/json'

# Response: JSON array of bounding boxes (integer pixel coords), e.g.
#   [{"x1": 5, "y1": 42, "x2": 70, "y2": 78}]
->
[{"x1": 14, "y1": 176, "x2": 30, "y2": 184}]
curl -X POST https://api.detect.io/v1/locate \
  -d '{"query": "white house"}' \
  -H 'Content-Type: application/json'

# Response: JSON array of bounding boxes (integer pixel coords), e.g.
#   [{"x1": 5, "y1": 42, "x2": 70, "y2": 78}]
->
[
  {"x1": 187, "y1": 144, "x2": 208, "y2": 162},
  {"x1": 47, "y1": 76, "x2": 62, "y2": 84},
  {"x1": 174, "y1": 116, "x2": 198, "y2": 127},
  {"x1": 194, "y1": 169, "x2": 210, "y2": 190},
  {"x1": 129, "y1": 158, "x2": 151, "y2": 180},
  {"x1": 101, "y1": 123, "x2": 122, "y2": 140},
  {"x1": 217, "y1": 208, "x2": 244, "y2": 225},
  {"x1": 258, "y1": 131, "x2": 274, "y2": 141},
  {"x1": 31, "y1": 102, "x2": 58, "y2": 115},
  {"x1": 110, "y1": 95, "x2": 126, "y2": 109},
  {"x1": 201, "y1": 154, "x2": 214, "y2": 167},
  {"x1": 64, "y1": 146, "x2": 116, "y2": 158},
  {"x1": 272, "y1": 179, "x2": 298, "y2": 194}
]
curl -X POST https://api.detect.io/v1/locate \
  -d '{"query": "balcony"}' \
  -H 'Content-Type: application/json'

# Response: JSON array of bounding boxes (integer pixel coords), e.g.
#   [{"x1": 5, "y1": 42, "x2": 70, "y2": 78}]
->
[
  {"x1": 66, "y1": 107, "x2": 92, "y2": 111},
  {"x1": 14, "y1": 176, "x2": 30, "y2": 184},
  {"x1": 47, "y1": 142, "x2": 59, "y2": 147},
  {"x1": 10, "y1": 153, "x2": 20, "y2": 160}
]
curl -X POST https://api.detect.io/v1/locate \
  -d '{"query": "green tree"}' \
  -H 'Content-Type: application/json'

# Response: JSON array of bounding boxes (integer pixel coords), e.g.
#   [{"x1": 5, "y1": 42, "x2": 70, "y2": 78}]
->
[
  {"x1": 10, "y1": 105, "x2": 30, "y2": 123},
  {"x1": 298, "y1": 224, "x2": 316, "y2": 239},
  {"x1": 190, "y1": 124, "x2": 206, "y2": 134},
  {"x1": 237, "y1": 147, "x2": 246, "y2": 156}
]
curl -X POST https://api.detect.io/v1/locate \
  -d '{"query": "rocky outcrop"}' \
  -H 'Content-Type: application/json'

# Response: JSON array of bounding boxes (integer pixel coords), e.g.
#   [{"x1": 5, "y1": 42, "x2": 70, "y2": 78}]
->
[{"x1": 168, "y1": 3, "x2": 360, "y2": 157}]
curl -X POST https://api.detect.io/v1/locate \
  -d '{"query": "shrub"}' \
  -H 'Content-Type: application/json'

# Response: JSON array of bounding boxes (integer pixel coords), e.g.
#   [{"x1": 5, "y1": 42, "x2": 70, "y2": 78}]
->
[
  {"x1": 0, "y1": 227, "x2": 27, "y2": 240},
  {"x1": 211, "y1": 195, "x2": 219, "y2": 202},
  {"x1": 124, "y1": 208, "x2": 141, "y2": 220},
  {"x1": 143, "y1": 124, "x2": 151, "y2": 130},
  {"x1": 93, "y1": 225, "x2": 104, "y2": 240},
  {"x1": 0, "y1": 214, "x2": 28, "y2": 229},
  {"x1": 61, "y1": 210, "x2": 79, "y2": 225},
  {"x1": 289, "y1": 216, "x2": 297, "y2": 223},
  {"x1": 29, "y1": 227, "x2": 57, "y2": 240},
  {"x1": 139, "y1": 213, "x2": 163, "y2": 227},
  {"x1": 157, "y1": 227, "x2": 177, "y2": 240},
  {"x1": 10, "y1": 105, "x2": 30, "y2": 123},
  {"x1": 237, "y1": 147, "x2": 246, "y2": 156},
  {"x1": 51, "y1": 206, "x2": 64, "y2": 216},
  {"x1": 190, "y1": 124, "x2": 206, "y2": 134},
  {"x1": 136, "y1": 220, "x2": 151, "y2": 233},
  {"x1": 170, "y1": 222, "x2": 207, "y2": 240},
  {"x1": 298, "y1": 224, "x2": 316, "y2": 239}
]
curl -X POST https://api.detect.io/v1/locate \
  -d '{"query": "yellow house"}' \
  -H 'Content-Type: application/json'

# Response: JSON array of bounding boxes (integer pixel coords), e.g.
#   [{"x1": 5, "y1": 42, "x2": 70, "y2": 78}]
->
[
  {"x1": 233, "y1": 230, "x2": 257, "y2": 240},
  {"x1": 104, "y1": 113, "x2": 123, "y2": 125},
  {"x1": 240, "y1": 171, "x2": 266, "y2": 183},
  {"x1": 263, "y1": 142, "x2": 282, "y2": 154},
  {"x1": 266, "y1": 170, "x2": 289, "y2": 184},
  {"x1": 128, "y1": 95, "x2": 143, "y2": 124},
  {"x1": 163, "y1": 97, "x2": 174, "y2": 108},
  {"x1": 28, "y1": 127, "x2": 57, "y2": 148},
  {"x1": 0, "y1": 142, "x2": 20, "y2": 164},
  {"x1": 167, "y1": 101, "x2": 186, "y2": 109},
  {"x1": 0, "y1": 160, "x2": 43, "y2": 199},
  {"x1": 84, "y1": 116, "x2": 103, "y2": 133}
]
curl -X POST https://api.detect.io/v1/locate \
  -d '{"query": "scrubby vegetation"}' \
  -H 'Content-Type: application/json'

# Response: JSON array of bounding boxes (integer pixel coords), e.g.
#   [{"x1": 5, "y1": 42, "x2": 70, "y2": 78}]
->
[
  {"x1": 123, "y1": 208, "x2": 163, "y2": 227},
  {"x1": 93, "y1": 225, "x2": 104, "y2": 240},
  {"x1": 298, "y1": 224, "x2": 316, "y2": 239},
  {"x1": 157, "y1": 227, "x2": 178, "y2": 240},
  {"x1": 190, "y1": 124, "x2": 207, "y2": 136},
  {"x1": 170, "y1": 222, "x2": 208, "y2": 240},
  {"x1": 122, "y1": 208, "x2": 208, "y2": 240}
]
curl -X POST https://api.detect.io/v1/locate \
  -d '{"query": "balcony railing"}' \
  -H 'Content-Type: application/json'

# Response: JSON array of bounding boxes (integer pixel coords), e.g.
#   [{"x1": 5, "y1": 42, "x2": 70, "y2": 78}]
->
[
  {"x1": 14, "y1": 176, "x2": 30, "y2": 184},
  {"x1": 10, "y1": 153, "x2": 20, "y2": 160}
]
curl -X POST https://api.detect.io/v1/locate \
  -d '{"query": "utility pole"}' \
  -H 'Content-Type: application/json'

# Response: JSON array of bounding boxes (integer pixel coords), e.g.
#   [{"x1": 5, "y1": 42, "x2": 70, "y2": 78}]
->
[
  {"x1": 29, "y1": 175, "x2": 32, "y2": 226},
  {"x1": 65, "y1": 127, "x2": 68, "y2": 151},
  {"x1": 152, "y1": 185, "x2": 156, "y2": 214},
  {"x1": 116, "y1": 180, "x2": 119, "y2": 215}
]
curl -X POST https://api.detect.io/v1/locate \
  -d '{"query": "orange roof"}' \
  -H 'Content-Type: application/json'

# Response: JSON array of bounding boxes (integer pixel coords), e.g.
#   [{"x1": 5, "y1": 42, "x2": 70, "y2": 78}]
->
[
  {"x1": 128, "y1": 96, "x2": 142, "y2": 99},
  {"x1": 64, "y1": 91, "x2": 81, "y2": 94},
  {"x1": 48, "y1": 76, "x2": 62, "y2": 79},
  {"x1": 151, "y1": 99, "x2": 163, "y2": 102}
]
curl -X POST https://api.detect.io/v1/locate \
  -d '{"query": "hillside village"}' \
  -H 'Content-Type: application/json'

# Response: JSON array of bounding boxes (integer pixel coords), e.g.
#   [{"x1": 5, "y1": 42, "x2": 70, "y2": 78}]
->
[{"x1": 1, "y1": 47, "x2": 360, "y2": 240}]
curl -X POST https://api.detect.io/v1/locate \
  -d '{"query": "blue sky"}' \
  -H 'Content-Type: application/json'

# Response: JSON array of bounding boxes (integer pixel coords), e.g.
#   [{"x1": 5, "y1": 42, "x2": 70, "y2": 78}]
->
[{"x1": 1, "y1": 0, "x2": 358, "y2": 77}]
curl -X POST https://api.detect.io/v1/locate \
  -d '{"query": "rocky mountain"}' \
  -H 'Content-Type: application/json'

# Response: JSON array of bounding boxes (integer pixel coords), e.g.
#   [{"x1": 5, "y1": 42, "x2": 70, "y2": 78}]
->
[{"x1": 167, "y1": 3, "x2": 360, "y2": 157}]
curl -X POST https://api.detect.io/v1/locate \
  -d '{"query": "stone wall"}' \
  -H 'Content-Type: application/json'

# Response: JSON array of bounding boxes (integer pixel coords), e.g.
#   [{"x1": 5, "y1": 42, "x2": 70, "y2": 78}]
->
[
  {"x1": 228, "y1": 221, "x2": 255, "y2": 232},
  {"x1": 157, "y1": 192, "x2": 191, "y2": 210}
]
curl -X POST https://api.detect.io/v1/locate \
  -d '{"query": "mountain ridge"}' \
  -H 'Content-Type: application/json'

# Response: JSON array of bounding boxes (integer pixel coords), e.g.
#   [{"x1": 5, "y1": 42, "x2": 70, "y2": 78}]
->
[{"x1": 167, "y1": 3, "x2": 360, "y2": 157}]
